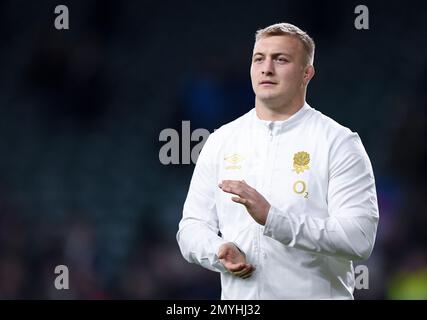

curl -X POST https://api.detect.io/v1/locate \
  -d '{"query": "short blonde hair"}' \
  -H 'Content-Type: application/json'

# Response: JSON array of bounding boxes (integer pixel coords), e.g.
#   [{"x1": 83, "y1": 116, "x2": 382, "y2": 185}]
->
[{"x1": 255, "y1": 22, "x2": 315, "y2": 66}]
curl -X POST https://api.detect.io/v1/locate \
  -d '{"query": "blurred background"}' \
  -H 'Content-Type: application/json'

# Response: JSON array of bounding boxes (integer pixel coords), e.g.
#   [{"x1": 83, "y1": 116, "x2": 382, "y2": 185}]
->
[{"x1": 0, "y1": 0, "x2": 426, "y2": 299}]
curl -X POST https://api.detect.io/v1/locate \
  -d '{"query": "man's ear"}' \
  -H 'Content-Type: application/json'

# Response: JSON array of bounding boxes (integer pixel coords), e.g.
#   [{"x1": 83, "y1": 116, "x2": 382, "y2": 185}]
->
[{"x1": 303, "y1": 65, "x2": 315, "y2": 85}]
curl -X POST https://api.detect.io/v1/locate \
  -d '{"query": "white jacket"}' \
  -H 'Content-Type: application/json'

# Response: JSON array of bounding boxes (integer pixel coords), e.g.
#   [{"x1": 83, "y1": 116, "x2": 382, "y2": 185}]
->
[{"x1": 177, "y1": 103, "x2": 379, "y2": 299}]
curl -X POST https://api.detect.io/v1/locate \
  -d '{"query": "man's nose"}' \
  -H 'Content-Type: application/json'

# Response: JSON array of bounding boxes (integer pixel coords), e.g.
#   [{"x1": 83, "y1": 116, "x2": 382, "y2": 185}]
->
[{"x1": 261, "y1": 58, "x2": 274, "y2": 75}]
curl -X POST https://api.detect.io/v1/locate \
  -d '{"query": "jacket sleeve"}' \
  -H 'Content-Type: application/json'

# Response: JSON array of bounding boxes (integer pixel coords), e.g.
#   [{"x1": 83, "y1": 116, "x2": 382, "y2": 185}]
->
[
  {"x1": 176, "y1": 133, "x2": 227, "y2": 272},
  {"x1": 263, "y1": 133, "x2": 379, "y2": 261}
]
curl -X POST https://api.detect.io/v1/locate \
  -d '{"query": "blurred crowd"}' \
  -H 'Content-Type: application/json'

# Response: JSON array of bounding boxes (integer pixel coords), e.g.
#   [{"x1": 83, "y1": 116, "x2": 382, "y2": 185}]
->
[{"x1": 0, "y1": 0, "x2": 426, "y2": 299}]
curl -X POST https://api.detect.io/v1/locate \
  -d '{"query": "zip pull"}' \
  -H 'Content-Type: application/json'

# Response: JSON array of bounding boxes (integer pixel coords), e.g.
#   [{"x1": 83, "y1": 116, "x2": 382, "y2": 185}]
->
[{"x1": 269, "y1": 122, "x2": 274, "y2": 141}]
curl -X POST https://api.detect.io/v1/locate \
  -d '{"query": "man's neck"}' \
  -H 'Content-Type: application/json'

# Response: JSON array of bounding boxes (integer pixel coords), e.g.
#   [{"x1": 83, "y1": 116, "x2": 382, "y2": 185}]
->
[{"x1": 255, "y1": 97, "x2": 305, "y2": 121}]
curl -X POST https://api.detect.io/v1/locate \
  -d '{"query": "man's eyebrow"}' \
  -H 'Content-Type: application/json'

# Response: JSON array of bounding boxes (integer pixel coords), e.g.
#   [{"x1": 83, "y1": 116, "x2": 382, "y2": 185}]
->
[{"x1": 252, "y1": 52, "x2": 293, "y2": 58}]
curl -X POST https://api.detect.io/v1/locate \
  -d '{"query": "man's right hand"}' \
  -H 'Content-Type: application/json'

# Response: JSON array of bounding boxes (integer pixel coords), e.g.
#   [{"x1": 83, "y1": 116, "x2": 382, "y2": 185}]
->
[{"x1": 218, "y1": 242, "x2": 255, "y2": 279}]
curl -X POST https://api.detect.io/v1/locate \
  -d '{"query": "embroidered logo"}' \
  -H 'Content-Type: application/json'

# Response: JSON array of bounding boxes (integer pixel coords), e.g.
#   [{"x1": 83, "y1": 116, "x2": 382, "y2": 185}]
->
[
  {"x1": 293, "y1": 180, "x2": 308, "y2": 199},
  {"x1": 293, "y1": 151, "x2": 310, "y2": 174},
  {"x1": 224, "y1": 154, "x2": 245, "y2": 170}
]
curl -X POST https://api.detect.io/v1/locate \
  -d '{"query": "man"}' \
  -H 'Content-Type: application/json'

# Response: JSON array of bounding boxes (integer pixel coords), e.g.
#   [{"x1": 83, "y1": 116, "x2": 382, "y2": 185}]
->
[{"x1": 177, "y1": 22, "x2": 379, "y2": 299}]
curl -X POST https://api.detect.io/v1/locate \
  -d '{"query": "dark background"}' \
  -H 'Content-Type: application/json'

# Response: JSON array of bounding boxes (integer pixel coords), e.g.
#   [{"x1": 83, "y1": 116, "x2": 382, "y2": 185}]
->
[{"x1": 0, "y1": 0, "x2": 426, "y2": 299}]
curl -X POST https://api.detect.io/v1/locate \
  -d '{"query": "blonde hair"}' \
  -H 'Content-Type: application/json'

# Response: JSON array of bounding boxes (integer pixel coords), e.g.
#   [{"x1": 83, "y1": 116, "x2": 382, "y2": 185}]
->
[{"x1": 255, "y1": 22, "x2": 315, "y2": 66}]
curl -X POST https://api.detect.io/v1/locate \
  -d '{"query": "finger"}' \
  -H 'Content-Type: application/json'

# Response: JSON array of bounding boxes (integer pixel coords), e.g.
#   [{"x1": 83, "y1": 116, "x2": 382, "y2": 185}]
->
[
  {"x1": 234, "y1": 180, "x2": 252, "y2": 189},
  {"x1": 222, "y1": 180, "x2": 247, "y2": 191},
  {"x1": 240, "y1": 180, "x2": 258, "y2": 196},
  {"x1": 235, "y1": 265, "x2": 256, "y2": 279},
  {"x1": 221, "y1": 185, "x2": 243, "y2": 197},
  {"x1": 225, "y1": 183, "x2": 251, "y2": 198},
  {"x1": 218, "y1": 180, "x2": 236, "y2": 189},
  {"x1": 231, "y1": 197, "x2": 248, "y2": 205},
  {"x1": 241, "y1": 272, "x2": 254, "y2": 279},
  {"x1": 220, "y1": 182, "x2": 254, "y2": 202},
  {"x1": 221, "y1": 180, "x2": 240, "y2": 185},
  {"x1": 227, "y1": 262, "x2": 246, "y2": 272},
  {"x1": 242, "y1": 265, "x2": 256, "y2": 278},
  {"x1": 239, "y1": 269, "x2": 254, "y2": 279},
  {"x1": 231, "y1": 181, "x2": 254, "y2": 197},
  {"x1": 236, "y1": 270, "x2": 253, "y2": 278},
  {"x1": 222, "y1": 180, "x2": 251, "y2": 188},
  {"x1": 219, "y1": 180, "x2": 235, "y2": 190},
  {"x1": 228, "y1": 180, "x2": 246, "y2": 190},
  {"x1": 232, "y1": 266, "x2": 250, "y2": 277},
  {"x1": 233, "y1": 263, "x2": 253, "y2": 275},
  {"x1": 233, "y1": 264, "x2": 254, "y2": 277}
]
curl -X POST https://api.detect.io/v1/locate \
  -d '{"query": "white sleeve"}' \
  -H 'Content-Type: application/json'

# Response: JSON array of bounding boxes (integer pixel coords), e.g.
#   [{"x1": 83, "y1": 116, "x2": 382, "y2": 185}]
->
[
  {"x1": 176, "y1": 133, "x2": 227, "y2": 272},
  {"x1": 263, "y1": 133, "x2": 379, "y2": 261}
]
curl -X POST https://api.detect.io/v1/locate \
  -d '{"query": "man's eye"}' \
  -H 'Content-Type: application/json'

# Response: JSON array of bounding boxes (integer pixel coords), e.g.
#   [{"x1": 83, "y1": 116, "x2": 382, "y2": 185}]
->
[
  {"x1": 254, "y1": 57, "x2": 263, "y2": 62},
  {"x1": 276, "y1": 57, "x2": 288, "y2": 63}
]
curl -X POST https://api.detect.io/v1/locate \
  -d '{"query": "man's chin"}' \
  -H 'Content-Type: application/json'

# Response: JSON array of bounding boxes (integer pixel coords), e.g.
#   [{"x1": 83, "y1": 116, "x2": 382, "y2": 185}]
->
[{"x1": 257, "y1": 94, "x2": 282, "y2": 105}]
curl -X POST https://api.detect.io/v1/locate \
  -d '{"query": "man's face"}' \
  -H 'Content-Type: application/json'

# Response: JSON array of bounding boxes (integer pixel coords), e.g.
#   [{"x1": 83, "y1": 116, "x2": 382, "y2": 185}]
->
[{"x1": 250, "y1": 35, "x2": 310, "y2": 107}]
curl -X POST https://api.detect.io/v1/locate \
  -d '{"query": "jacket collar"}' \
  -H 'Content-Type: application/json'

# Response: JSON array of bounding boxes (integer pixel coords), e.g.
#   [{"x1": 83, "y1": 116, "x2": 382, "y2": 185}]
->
[{"x1": 251, "y1": 102, "x2": 312, "y2": 135}]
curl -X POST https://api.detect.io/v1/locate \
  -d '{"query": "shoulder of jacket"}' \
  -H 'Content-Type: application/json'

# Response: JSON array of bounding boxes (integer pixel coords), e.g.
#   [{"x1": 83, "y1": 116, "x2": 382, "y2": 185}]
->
[
  {"x1": 309, "y1": 107, "x2": 359, "y2": 143},
  {"x1": 208, "y1": 109, "x2": 252, "y2": 141},
  {"x1": 308, "y1": 108, "x2": 368, "y2": 161}
]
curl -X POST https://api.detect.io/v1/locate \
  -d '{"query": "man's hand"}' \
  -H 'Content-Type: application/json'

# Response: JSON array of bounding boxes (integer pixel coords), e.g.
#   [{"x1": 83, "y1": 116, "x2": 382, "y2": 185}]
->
[
  {"x1": 219, "y1": 180, "x2": 271, "y2": 225},
  {"x1": 218, "y1": 242, "x2": 255, "y2": 279}
]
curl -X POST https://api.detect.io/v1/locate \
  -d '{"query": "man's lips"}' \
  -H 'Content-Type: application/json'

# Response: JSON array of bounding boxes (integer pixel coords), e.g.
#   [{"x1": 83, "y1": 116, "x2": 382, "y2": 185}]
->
[{"x1": 259, "y1": 81, "x2": 277, "y2": 85}]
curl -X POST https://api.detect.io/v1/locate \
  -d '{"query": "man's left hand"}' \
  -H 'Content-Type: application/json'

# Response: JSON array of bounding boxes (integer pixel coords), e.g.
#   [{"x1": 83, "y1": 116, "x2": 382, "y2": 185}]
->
[{"x1": 219, "y1": 180, "x2": 271, "y2": 225}]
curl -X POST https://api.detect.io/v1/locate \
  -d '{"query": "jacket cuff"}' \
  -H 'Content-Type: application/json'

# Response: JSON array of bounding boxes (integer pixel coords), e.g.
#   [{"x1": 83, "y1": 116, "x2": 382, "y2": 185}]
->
[{"x1": 263, "y1": 206, "x2": 293, "y2": 245}]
